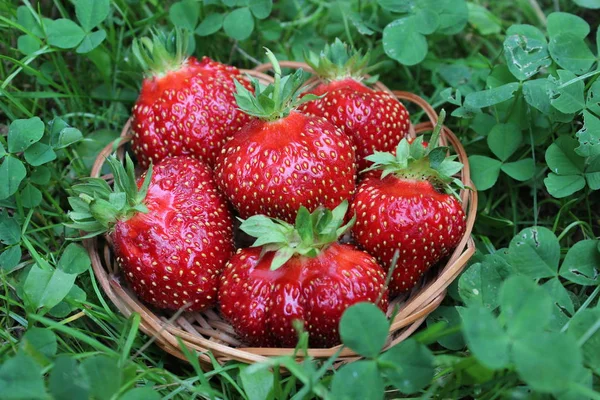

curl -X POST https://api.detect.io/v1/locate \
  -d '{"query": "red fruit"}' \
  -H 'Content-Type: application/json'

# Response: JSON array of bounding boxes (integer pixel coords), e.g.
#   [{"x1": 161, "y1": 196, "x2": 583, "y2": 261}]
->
[
  {"x1": 218, "y1": 202, "x2": 388, "y2": 347},
  {"x1": 300, "y1": 40, "x2": 410, "y2": 170},
  {"x1": 351, "y1": 111, "x2": 467, "y2": 294},
  {"x1": 215, "y1": 50, "x2": 356, "y2": 223},
  {"x1": 351, "y1": 176, "x2": 465, "y2": 294},
  {"x1": 68, "y1": 155, "x2": 235, "y2": 311},
  {"x1": 131, "y1": 32, "x2": 253, "y2": 168}
]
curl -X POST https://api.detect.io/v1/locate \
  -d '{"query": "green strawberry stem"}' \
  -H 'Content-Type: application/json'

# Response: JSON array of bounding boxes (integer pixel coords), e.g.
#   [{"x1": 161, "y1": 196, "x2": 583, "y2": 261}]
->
[
  {"x1": 233, "y1": 48, "x2": 321, "y2": 122},
  {"x1": 239, "y1": 201, "x2": 355, "y2": 270},
  {"x1": 66, "y1": 154, "x2": 153, "y2": 238},
  {"x1": 363, "y1": 110, "x2": 466, "y2": 197},
  {"x1": 305, "y1": 38, "x2": 374, "y2": 82},
  {"x1": 132, "y1": 29, "x2": 189, "y2": 78},
  {"x1": 375, "y1": 249, "x2": 400, "y2": 306}
]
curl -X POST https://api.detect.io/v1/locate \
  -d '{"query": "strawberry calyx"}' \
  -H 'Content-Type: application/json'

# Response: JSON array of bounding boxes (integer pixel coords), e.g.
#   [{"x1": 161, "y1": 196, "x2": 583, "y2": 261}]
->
[
  {"x1": 234, "y1": 49, "x2": 320, "y2": 121},
  {"x1": 132, "y1": 29, "x2": 189, "y2": 78},
  {"x1": 67, "y1": 154, "x2": 153, "y2": 238},
  {"x1": 363, "y1": 110, "x2": 466, "y2": 197},
  {"x1": 305, "y1": 38, "x2": 374, "y2": 83},
  {"x1": 239, "y1": 201, "x2": 355, "y2": 270}
]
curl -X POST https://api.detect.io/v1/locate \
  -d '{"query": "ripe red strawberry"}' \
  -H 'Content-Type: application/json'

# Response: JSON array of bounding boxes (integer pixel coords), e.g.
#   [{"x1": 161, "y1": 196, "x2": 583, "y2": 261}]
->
[
  {"x1": 218, "y1": 202, "x2": 388, "y2": 347},
  {"x1": 131, "y1": 30, "x2": 253, "y2": 168},
  {"x1": 215, "y1": 49, "x2": 356, "y2": 223},
  {"x1": 299, "y1": 40, "x2": 411, "y2": 171},
  {"x1": 68, "y1": 155, "x2": 234, "y2": 311},
  {"x1": 351, "y1": 111, "x2": 466, "y2": 294}
]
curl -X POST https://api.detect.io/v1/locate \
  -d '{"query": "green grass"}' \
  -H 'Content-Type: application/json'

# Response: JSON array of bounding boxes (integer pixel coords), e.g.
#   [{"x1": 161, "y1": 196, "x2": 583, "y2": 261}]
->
[{"x1": 1, "y1": 0, "x2": 600, "y2": 399}]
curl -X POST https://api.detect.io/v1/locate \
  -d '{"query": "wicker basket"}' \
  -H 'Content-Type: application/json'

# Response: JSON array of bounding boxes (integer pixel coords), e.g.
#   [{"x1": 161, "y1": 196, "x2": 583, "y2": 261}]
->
[{"x1": 85, "y1": 64, "x2": 477, "y2": 367}]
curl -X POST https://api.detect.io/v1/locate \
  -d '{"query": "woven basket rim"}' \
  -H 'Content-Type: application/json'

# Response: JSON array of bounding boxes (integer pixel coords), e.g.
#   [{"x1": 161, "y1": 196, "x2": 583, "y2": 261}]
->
[{"x1": 85, "y1": 65, "x2": 478, "y2": 366}]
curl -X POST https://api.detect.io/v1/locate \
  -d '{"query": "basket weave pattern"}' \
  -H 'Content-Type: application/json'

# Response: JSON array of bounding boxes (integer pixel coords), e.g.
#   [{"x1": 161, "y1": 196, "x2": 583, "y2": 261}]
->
[{"x1": 86, "y1": 64, "x2": 477, "y2": 366}]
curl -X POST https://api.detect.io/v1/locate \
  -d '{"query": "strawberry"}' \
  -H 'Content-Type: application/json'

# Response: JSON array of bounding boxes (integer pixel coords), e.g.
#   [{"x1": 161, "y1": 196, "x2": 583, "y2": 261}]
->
[
  {"x1": 68, "y1": 155, "x2": 234, "y2": 311},
  {"x1": 299, "y1": 39, "x2": 411, "y2": 171},
  {"x1": 218, "y1": 201, "x2": 388, "y2": 347},
  {"x1": 350, "y1": 111, "x2": 467, "y2": 294},
  {"x1": 131, "y1": 30, "x2": 253, "y2": 169},
  {"x1": 215, "y1": 49, "x2": 356, "y2": 223}
]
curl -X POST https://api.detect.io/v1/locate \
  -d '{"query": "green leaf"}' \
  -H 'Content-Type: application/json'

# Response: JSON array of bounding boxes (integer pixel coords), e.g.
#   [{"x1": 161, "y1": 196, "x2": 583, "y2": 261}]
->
[
  {"x1": 0, "y1": 246, "x2": 22, "y2": 271},
  {"x1": 49, "y1": 284, "x2": 87, "y2": 318},
  {"x1": 30, "y1": 166, "x2": 51, "y2": 185},
  {"x1": 0, "y1": 156, "x2": 27, "y2": 200},
  {"x1": 509, "y1": 226, "x2": 560, "y2": 279},
  {"x1": 574, "y1": 0, "x2": 600, "y2": 8},
  {"x1": 76, "y1": 29, "x2": 107, "y2": 54},
  {"x1": 585, "y1": 80, "x2": 600, "y2": 115},
  {"x1": 295, "y1": 206, "x2": 313, "y2": 244},
  {"x1": 426, "y1": 306, "x2": 465, "y2": 350},
  {"x1": 568, "y1": 309, "x2": 600, "y2": 372},
  {"x1": 467, "y1": 155, "x2": 502, "y2": 191},
  {"x1": 249, "y1": 0, "x2": 272, "y2": 19},
  {"x1": 23, "y1": 264, "x2": 77, "y2": 309},
  {"x1": 412, "y1": 8, "x2": 439, "y2": 35},
  {"x1": 47, "y1": 19, "x2": 86, "y2": 49},
  {"x1": 120, "y1": 388, "x2": 161, "y2": 400},
  {"x1": 542, "y1": 277, "x2": 574, "y2": 331},
  {"x1": 223, "y1": 8, "x2": 254, "y2": 41},
  {"x1": 464, "y1": 82, "x2": 519, "y2": 109},
  {"x1": 377, "y1": 0, "x2": 414, "y2": 12},
  {"x1": 75, "y1": 0, "x2": 110, "y2": 31},
  {"x1": 544, "y1": 173, "x2": 586, "y2": 198},
  {"x1": 54, "y1": 127, "x2": 83, "y2": 149},
  {"x1": 421, "y1": 0, "x2": 468, "y2": 35},
  {"x1": 549, "y1": 70, "x2": 586, "y2": 114},
  {"x1": 21, "y1": 327, "x2": 57, "y2": 358},
  {"x1": 499, "y1": 275, "x2": 553, "y2": 336},
  {"x1": 512, "y1": 332, "x2": 583, "y2": 393},
  {"x1": 549, "y1": 33, "x2": 595, "y2": 75},
  {"x1": 8, "y1": 117, "x2": 45, "y2": 153},
  {"x1": 560, "y1": 240, "x2": 600, "y2": 285},
  {"x1": 470, "y1": 113, "x2": 497, "y2": 136},
  {"x1": 547, "y1": 12, "x2": 590, "y2": 38},
  {"x1": 195, "y1": 13, "x2": 224, "y2": 36},
  {"x1": 330, "y1": 360, "x2": 384, "y2": 400},
  {"x1": 458, "y1": 305, "x2": 510, "y2": 370},
  {"x1": 501, "y1": 158, "x2": 535, "y2": 181},
  {"x1": 18, "y1": 34, "x2": 40, "y2": 55},
  {"x1": 0, "y1": 353, "x2": 46, "y2": 400},
  {"x1": 49, "y1": 355, "x2": 90, "y2": 400},
  {"x1": 487, "y1": 123, "x2": 522, "y2": 161},
  {"x1": 382, "y1": 17, "x2": 428, "y2": 66},
  {"x1": 0, "y1": 212, "x2": 21, "y2": 245},
  {"x1": 458, "y1": 254, "x2": 511, "y2": 310},
  {"x1": 546, "y1": 136, "x2": 585, "y2": 175},
  {"x1": 240, "y1": 215, "x2": 287, "y2": 240},
  {"x1": 169, "y1": 0, "x2": 199, "y2": 31},
  {"x1": 21, "y1": 183, "x2": 42, "y2": 208},
  {"x1": 503, "y1": 25, "x2": 550, "y2": 81},
  {"x1": 24, "y1": 142, "x2": 57, "y2": 166},
  {"x1": 522, "y1": 79, "x2": 552, "y2": 114},
  {"x1": 58, "y1": 243, "x2": 91, "y2": 275},
  {"x1": 80, "y1": 355, "x2": 121, "y2": 400},
  {"x1": 270, "y1": 247, "x2": 294, "y2": 270},
  {"x1": 379, "y1": 339, "x2": 434, "y2": 394},
  {"x1": 576, "y1": 111, "x2": 600, "y2": 157},
  {"x1": 466, "y1": 3, "x2": 501, "y2": 35},
  {"x1": 339, "y1": 302, "x2": 389, "y2": 358},
  {"x1": 240, "y1": 366, "x2": 274, "y2": 400},
  {"x1": 17, "y1": 6, "x2": 43, "y2": 37},
  {"x1": 74, "y1": 129, "x2": 118, "y2": 172}
]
